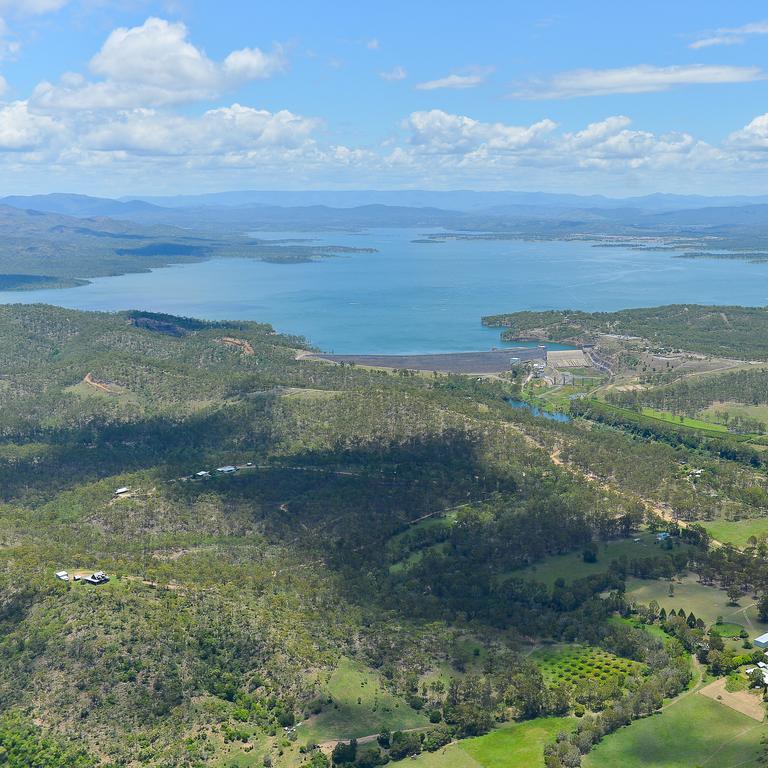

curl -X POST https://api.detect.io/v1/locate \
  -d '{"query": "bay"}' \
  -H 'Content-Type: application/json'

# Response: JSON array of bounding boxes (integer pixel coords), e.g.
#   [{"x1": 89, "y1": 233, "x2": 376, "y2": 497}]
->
[{"x1": 2, "y1": 228, "x2": 767, "y2": 354}]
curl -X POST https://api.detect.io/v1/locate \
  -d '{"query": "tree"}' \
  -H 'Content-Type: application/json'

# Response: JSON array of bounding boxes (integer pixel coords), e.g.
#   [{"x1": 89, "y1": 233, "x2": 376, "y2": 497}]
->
[
  {"x1": 708, "y1": 631, "x2": 725, "y2": 652},
  {"x1": 355, "y1": 745, "x2": 385, "y2": 768},
  {"x1": 758, "y1": 594, "x2": 768, "y2": 622},
  {"x1": 389, "y1": 732, "x2": 421, "y2": 760},
  {"x1": 510, "y1": 670, "x2": 546, "y2": 719},
  {"x1": 727, "y1": 585, "x2": 742, "y2": 606},
  {"x1": 308, "y1": 753, "x2": 330, "y2": 768},
  {"x1": 749, "y1": 668, "x2": 766, "y2": 690},
  {"x1": 331, "y1": 740, "x2": 357, "y2": 765},
  {"x1": 583, "y1": 542, "x2": 598, "y2": 563}
]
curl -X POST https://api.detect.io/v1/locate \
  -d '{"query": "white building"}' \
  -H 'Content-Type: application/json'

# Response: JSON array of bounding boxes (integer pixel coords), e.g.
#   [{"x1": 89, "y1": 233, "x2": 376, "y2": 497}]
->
[{"x1": 754, "y1": 632, "x2": 768, "y2": 649}]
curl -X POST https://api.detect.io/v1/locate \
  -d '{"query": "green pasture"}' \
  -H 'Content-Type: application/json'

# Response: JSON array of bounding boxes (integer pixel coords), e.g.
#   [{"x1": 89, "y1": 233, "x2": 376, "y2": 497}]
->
[
  {"x1": 624, "y1": 575, "x2": 768, "y2": 634},
  {"x1": 710, "y1": 621, "x2": 746, "y2": 638},
  {"x1": 702, "y1": 518, "x2": 768, "y2": 549},
  {"x1": 700, "y1": 401, "x2": 768, "y2": 428},
  {"x1": 410, "y1": 718, "x2": 572, "y2": 768},
  {"x1": 518, "y1": 533, "x2": 660, "y2": 587},
  {"x1": 300, "y1": 657, "x2": 428, "y2": 742},
  {"x1": 640, "y1": 407, "x2": 729, "y2": 433},
  {"x1": 583, "y1": 693, "x2": 764, "y2": 768}
]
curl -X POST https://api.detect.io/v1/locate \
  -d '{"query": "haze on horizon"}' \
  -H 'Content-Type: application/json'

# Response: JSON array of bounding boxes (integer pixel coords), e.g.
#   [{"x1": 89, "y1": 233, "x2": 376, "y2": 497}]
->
[{"x1": 1, "y1": 0, "x2": 768, "y2": 197}]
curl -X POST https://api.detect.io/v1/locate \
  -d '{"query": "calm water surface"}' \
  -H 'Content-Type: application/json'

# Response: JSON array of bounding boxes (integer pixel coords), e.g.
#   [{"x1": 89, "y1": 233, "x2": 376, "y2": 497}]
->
[
  {"x1": 3, "y1": 228, "x2": 768, "y2": 354},
  {"x1": 506, "y1": 400, "x2": 572, "y2": 423}
]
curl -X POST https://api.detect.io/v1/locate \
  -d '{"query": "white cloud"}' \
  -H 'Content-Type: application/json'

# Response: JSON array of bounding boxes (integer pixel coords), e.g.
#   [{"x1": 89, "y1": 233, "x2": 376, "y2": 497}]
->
[
  {"x1": 387, "y1": 110, "x2": 722, "y2": 181},
  {"x1": 31, "y1": 17, "x2": 287, "y2": 110},
  {"x1": 380, "y1": 65, "x2": 407, "y2": 81},
  {"x1": 366, "y1": 38, "x2": 379, "y2": 50},
  {"x1": 690, "y1": 20, "x2": 768, "y2": 49},
  {"x1": 563, "y1": 115, "x2": 633, "y2": 148},
  {"x1": 0, "y1": 100, "x2": 60, "y2": 150},
  {"x1": 559, "y1": 116, "x2": 717, "y2": 170},
  {"x1": 727, "y1": 113, "x2": 768, "y2": 151},
  {"x1": 0, "y1": 74, "x2": 7, "y2": 95},
  {"x1": 416, "y1": 72, "x2": 489, "y2": 90},
  {"x1": 223, "y1": 45, "x2": 286, "y2": 81},
  {"x1": 403, "y1": 109, "x2": 556, "y2": 154},
  {"x1": 512, "y1": 64, "x2": 763, "y2": 99},
  {"x1": 83, "y1": 104, "x2": 320, "y2": 158}
]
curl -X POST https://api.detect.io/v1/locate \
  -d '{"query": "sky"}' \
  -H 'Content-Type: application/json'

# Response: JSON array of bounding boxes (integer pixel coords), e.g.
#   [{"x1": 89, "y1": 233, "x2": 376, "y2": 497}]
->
[{"x1": 1, "y1": 0, "x2": 768, "y2": 196}]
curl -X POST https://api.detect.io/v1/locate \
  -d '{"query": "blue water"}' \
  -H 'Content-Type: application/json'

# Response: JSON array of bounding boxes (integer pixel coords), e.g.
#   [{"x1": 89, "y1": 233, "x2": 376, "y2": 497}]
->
[
  {"x1": 506, "y1": 400, "x2": 572, "y2": 423},
  {"x1": 3, "y1": 228, "x2": 768, "y2": 354}
]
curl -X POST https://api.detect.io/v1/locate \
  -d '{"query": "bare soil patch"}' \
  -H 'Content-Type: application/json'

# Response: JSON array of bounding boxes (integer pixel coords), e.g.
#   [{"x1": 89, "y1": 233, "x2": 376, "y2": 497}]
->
[
  {"x1": 218, "y1": 337, "x2": 255, "y2": 355},
  {"x1": 698, "y1": 678, "x2": 765, "y2": 721},
  {"x1": 84, "y1": 372, "x2": 120, "y2": 395}
]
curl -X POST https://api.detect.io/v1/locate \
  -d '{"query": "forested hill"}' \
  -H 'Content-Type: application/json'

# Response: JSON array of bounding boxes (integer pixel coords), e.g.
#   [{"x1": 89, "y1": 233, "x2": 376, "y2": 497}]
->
[
  {"x1": 0, "y1": 304, "x2": 674, "y2": 767},
  {"x1": 483, "y1": 304, "x2": 768, "y2": 359},
  {"x1": 0, "y1": 206, "x2": 377, "y2": 290}
]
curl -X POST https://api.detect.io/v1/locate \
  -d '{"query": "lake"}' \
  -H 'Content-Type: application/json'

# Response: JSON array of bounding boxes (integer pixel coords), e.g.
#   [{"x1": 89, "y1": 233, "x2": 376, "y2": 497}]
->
[{"x1": 3, "y1": 228, "x2": 768, "y2": 354}]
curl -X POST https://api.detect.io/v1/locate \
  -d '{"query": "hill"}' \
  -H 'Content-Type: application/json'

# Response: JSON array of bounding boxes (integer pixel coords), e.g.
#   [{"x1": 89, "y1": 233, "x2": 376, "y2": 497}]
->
[
  {"x1": 0, "y1": 206, "x2": 377, "y2": 289},
  {"x1": 0, "y1": 303, "x2": 705, "y2": 767},
  {"x1": 483, "y1": 304, "x2": 768, "y2": 360}
]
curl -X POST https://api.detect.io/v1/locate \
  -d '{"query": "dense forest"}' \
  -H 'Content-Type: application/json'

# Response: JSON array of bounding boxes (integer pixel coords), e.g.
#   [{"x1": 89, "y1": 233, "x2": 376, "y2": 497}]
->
[
  {"x1": 0, "y1": 304, "x2": 659, "y2": 767},
  {"x1": 2, "y1": 304, "x2": 768, "y2": 766},
  {"x1": 482, "y1": 304, "x2": 768, "y2": 359}
]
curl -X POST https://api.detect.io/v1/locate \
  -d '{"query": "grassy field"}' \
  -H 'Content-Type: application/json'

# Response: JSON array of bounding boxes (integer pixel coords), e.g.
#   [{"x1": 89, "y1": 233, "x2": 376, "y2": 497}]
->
[
  {"x1": 410, "y1": 718, "x2": 572, "y2": 768},
  {"x1": 701, "y1": 518, "x2": 768, "y2": 548},
  {"x1": 608, "y1": 615, "x2": 669, "y2": 641},
  {"x1": 700, "y1": 401, "x2": 768, "y2": 429},
  {"x1": 300, "y1": 657, "x2": 428, "y2": 742},
  {"x1": 640, "y1": 407, "x2": 729, "y2": 433},
  {"x1": 594, "y1": 400, "x2": 757, "y2": 439},
  {"x1": 624, "y1": 575, "x2": 768, "y2": 634},
  {"x1": 583, "y1": 694, "x2": 765, "y2": 768},
  {"x1": 533, "y1": 645, "x2": 643, "y2": 688},
  {"x1": 518, "y1": 533, "x2": 661, "y2": 587},
  {"x1": 388, "y1": 516, "x2": 455, "y2": 574},
  {"x1": 710, "y1": 621, "x2": 745, "y2": 638},
  {"x1": 405, "y1": 744, "x2": 480, "y2": 768}
]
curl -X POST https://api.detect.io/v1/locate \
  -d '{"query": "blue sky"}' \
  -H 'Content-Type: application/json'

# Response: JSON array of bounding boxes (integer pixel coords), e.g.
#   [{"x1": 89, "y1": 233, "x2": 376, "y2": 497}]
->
[{"x1": 1, "y1": 0, "x2": 768, "y2": 195}]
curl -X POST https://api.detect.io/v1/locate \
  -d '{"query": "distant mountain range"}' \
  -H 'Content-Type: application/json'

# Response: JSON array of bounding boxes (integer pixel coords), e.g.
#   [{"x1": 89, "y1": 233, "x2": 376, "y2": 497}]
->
[
  {"x1": 121, "y1": 189, "x2": 768, "y2": 212},
  {"x1": 1, "y1": 191, "x2": 767, "y2": 241}
]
